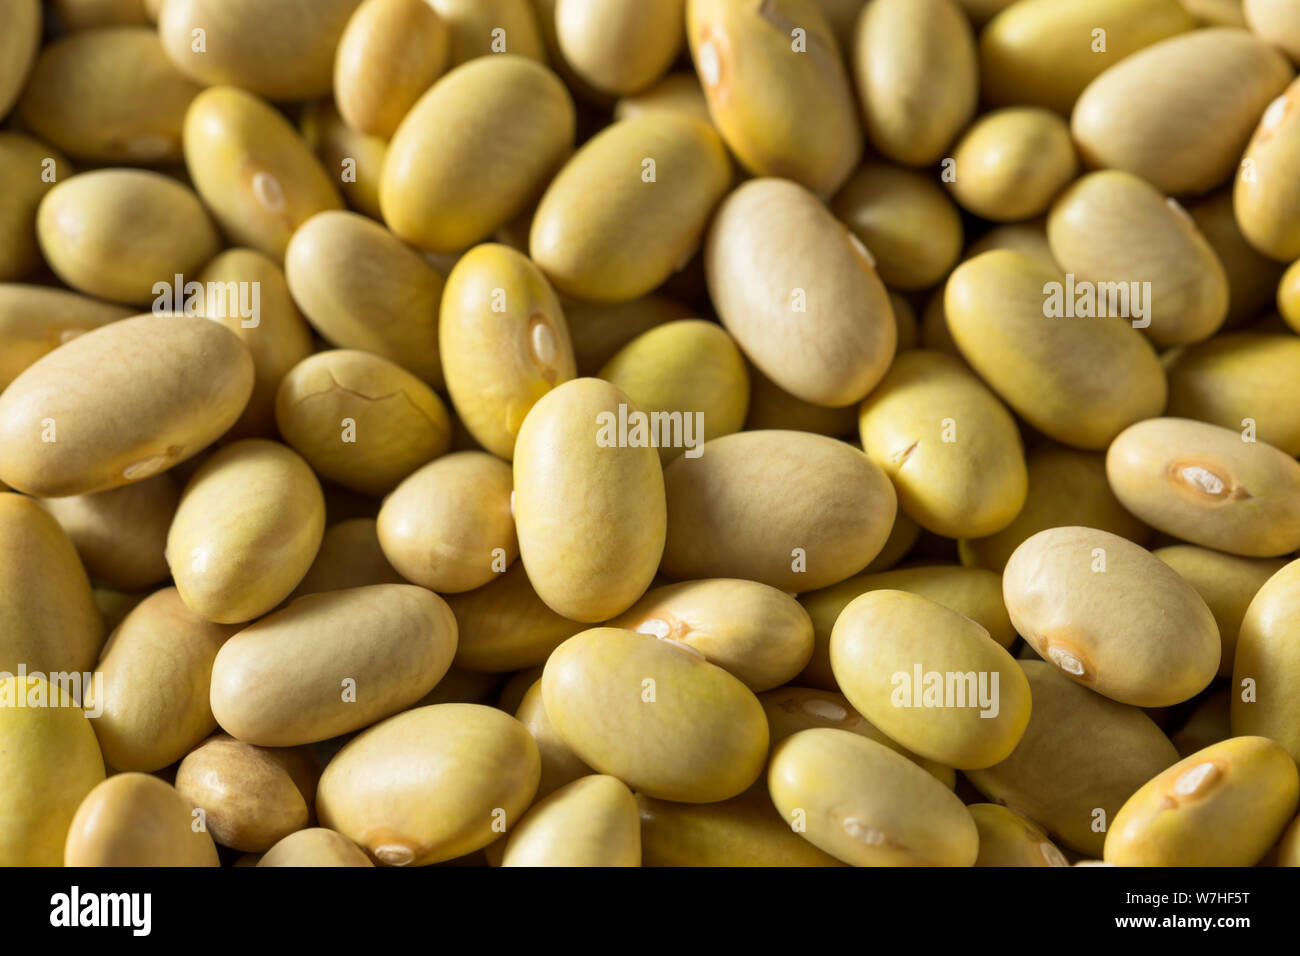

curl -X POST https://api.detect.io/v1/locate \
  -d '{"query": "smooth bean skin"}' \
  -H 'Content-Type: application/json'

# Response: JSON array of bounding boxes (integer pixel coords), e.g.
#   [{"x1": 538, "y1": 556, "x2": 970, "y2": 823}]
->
[
  {"x1": 541, "y1": 627, "x2": 769, "y2": 802},
  {"x1": 768, "y1": 728, "x2": 978, "y2": 866},
  {"x1": 979, "y1": 0, "x2": 1196, "y2": 113},
  {"x1": 0, "y1": 0, "x2": 40, "y2": 119},
  {"x1": 830, "y1": 163, "x2": 964, "y2": 290},
  {"x1": 760, "y1": 685, "x2": 956, "y2": 788},
  {"x1": 857, "y1": 349, "x2": 1027, "y2": 539},
  {"x1": 851, "y1": 0, "x2": 977, "y2": 167},
  {"x1": 183, "y1": 86, "x2": 343, "y2": 259},
  {"x1": 87, "y1": 588, "x2": 238, "y2": 772},
  {"x1": 598, "y1": 320, "x2": 749, "y2": 465},
  {"x1": 706, "y1": 177, "x2": 896, "y2": 408},
  {"x1": 1186, "y1": 189, "x2": 1286, "y2": 327},
  {"x1": 382, "y1": 55, "x2": 574, "y2": 254},
  {"x1": 194, "y1": 248, "x2": 314, "y2": 440},
  {"x1": 159, "y1": 0, "x2": 362, "y2": 101},
  {"x1": 0, "y1": 494, "x2": 104, "y2": 677},
  {"x1": 439, "y1": 243, "x2": 575, "y2": 459},
  {"x1": 0, "y1": 134, "x2": 72, "y2": 283},
  {"x1": 316, "y1": 703, "x2": 540, "y2": 866},
  {"x1": 556, "y1": 0, "x2": 684, "y2": 97},
  {"x1": 1165, "y1": 333, "x2": 1300, "y2": 454},
  {"x1": 1246, "y1": 0, "x2": 1300, "y2": 60},
  {"x1": 830, "y1": 590, "x2": 1031, "y2": 769},
  {"x1": 36, "y1": 170, "x2": 220, "y2": 306},
  {"x1": 531, "y1": 113, "x2": 732, "y2": 303},
  {"x1": 945, "y1": 250, "x2": 1167, "y2": 450},
  {"x1": 500, "y1": 774, "x2": 641, "y2": 867},
  {"x1": 284, "y1": 211, "x2": 445, "y2": 387},
  {"x1": 175, "y1": 734, "x2": 319, "y2": 852},
  {"x1": 377, "y1": 452, "x2": 517, "y2": 594},
  {"x1": 614, "y1": 72, "x2": 710, "y2": 124},
  {"x1": 965, "y1": 661, "x2": 1181, "y2": 857},
  {"x1": 0, "y1": 313, "x2": 253, "y2": 497},
  {"x1": 686, "y1": 0, "x2": 862, "y2": 196},
  {"x1": 959, "y1": 445, "x2": 1149, "y2": 572},
  {"x1": 333, "y1": 0, "x2": 449, "y2": 139},
  {"x1": 428, "y1": 0, "x2": 548, "y2": 67},
  {"x1": 799, "y1": 564, "x2": 1015, "y2": 691},
  {"x1": 1004, "y1": 527, "x2": 1220, "y2": 707},
  {"x1": 1281, "y1": 813, "x2": 1300, "y2": 868},
  {"x1": 607, "y1": 578, "x2": 814, "y2": 692},
  {"x1": 40, "y1": 473, "x2": 177, "y2": 590},
  {"x1": 566, "y1": 294, "x2": 693, "y2": 376},
  {"x1": 18, "y1": 27, "x2": 202, "y2": 164},
  {"x1": 167, "y1": 439, "x2": 325, "y2": 624},
  {"x1": 1071, "y1": 28, "x2": 1294, "y2": 196},
  {"x1": 637, "y1": 785, "x2": 842, "y2": 868},
  {"x1": 1106, "y1": 417, "x2": 1300, "y2": 557},
  {"x1": 1154, "y1": 545, "x2": 1286, "y2": 677},
  {"x1": 291, "y1": 518, "x2": 403, "y2": 598},
  {"x1": 447, "y1": 563, "x2": 585, "y2": 673},
  {"x1": 1105, "y1": 736, "x2": 1300, "y2": 866},
  {"x1": 210, "y1": 584, "x2": 458, "y2": 746},
  {"x1": 1281, "y1": 258, "x2": 1300, "y2": 333},
  {"x1": 1235, "y1": 77, "x2": 1300, "y2": 262},
  {"x1": 299, "y1": 100, "x2": 387, "y2": 220},
  {"x1": 1232, "y1": 558, "x2": 1300, "y2": 762},
  {"x1": 637, "y1": 785, "x2": 846, "y2": 867},
  {"x1": 63, "y1": 773, "x2": 219, "y2": 867},
  {"x1": 743, "y1": 365, "x2": 859, "y2": 437},
  {"x1": 1047, "y1": 171, "x2": 1228, "y2": 347},
  {"x1": 258, "y1": 828, "x2": 373, "y2": 867},
  {"x1": 0, "y1": 676, "x2": 105, "y2": 866},
  {"x1": 515, "y1": 678, "x2": 592, "y2": 799},
  {"x1": 513, "y1": 378, "x2": 666, "y2": 622},
  {"x1": 275, "y1": 349, "x2": 451, "y2": 496},
  {"x1": 970, "y1": 804, "x2": 1070, "y2": 867},
  {"x1": 661, "y1": 429, "x2": 897, "y2": 592},
  {"x1": 949, "y1": 108, "x2": 1078, "y2": 222}
]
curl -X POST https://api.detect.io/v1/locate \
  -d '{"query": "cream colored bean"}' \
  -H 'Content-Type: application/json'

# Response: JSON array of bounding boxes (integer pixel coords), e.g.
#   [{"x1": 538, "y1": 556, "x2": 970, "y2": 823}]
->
[
  {"x1": 439, "y1": 243, "x2": 575, "y2": 459},
  {"x1": 0, "y1": 313, "x2": 254, "y2": 497},
  {"x1": 377, "y1": 452, "x2": 517, "y2": 594},
  {"x1": 210, "y1": 584, "x2": 457, "y2": 746},
  {"x1": 275, "y1": 349, "x2": 451, "y2": 496},
  {"x1": 661, "y1": 429, "x2": 897, "y2": 592},
  {"x1": 87, "y1": 588, "x2": 238, "y2": 772},
  {"x1": 851, "y1": 0, "x2": 977, "y2": 167},
  {"x1": 1071, "y1": 28, "x2": 1293, "y2": 196},
  {"x1": 541, "y1": 627, "x2": 769, "y2": 802},
  {"x1": 512, "y1": 378, "x2": 665, "y2": 622},
  {"x1": 316, "y1": 702, "x2": 540, "y2": 866},
  {"x1": 1003, "y1": 527, "x2": 1220, "y2": 707},
  {"x1": 167, "y1": 439, "x2": 325, "y2": 623},
  {"x1": 686, "y1": 0, "x2": 862, "y2": 196},
  {"x1": 706, "y1": 177, "x2": 896, "y2": 408},
  {"x1": 1106, "y1": 417, "x2": 1300, "y2": 556}
]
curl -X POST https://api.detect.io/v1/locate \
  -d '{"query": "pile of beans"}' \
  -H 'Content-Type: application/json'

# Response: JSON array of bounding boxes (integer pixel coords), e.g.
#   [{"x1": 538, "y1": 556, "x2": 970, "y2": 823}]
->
[{"x1": 2, "y1": 0, "x2": 1300, "y2": 868}]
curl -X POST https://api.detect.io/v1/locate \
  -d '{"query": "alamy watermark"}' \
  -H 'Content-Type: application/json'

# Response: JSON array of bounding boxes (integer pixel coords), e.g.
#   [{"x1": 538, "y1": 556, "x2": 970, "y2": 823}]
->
[
  {"x1": 891, "y1": 665, "x2": 1001, "y2": 718},
  {"x1": 0, "y1": 666, "x2": 103, "y2": 718},
  {"x1": 1043, "y1": 274, "x2": 1151, "y2": 329},
  {"x1": 152, "y1": 274, "x2": 261, "y2": 328},
  {"x1": 595, "y1": 403, "x2": 704, "y2": 459}
]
